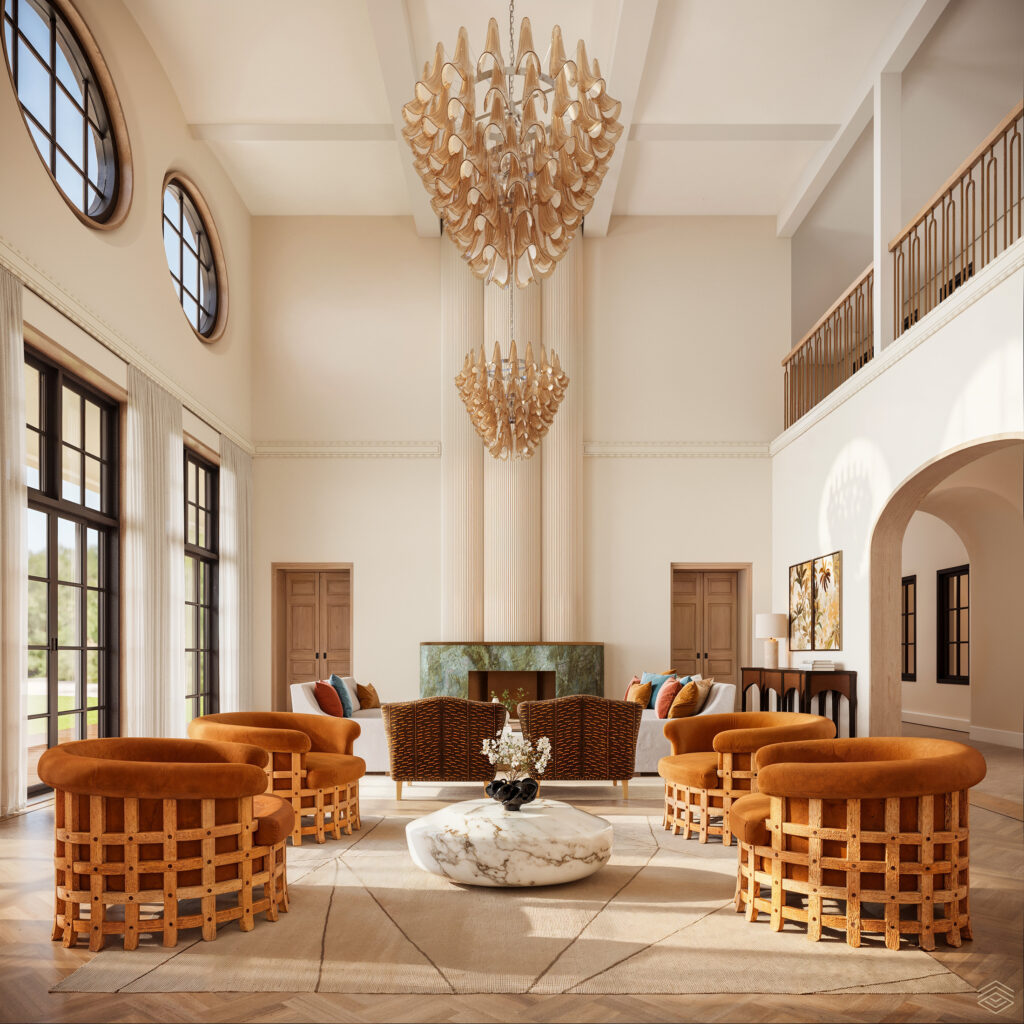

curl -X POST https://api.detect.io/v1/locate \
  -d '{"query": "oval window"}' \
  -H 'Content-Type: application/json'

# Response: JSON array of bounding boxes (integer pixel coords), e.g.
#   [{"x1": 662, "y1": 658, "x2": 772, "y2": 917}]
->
[
  {"x1": 161, "y1": 175, "x2": 226, "y2": 341},
  {"x1": 1, "y1": 0, "x2": 131, "y2": 226}
]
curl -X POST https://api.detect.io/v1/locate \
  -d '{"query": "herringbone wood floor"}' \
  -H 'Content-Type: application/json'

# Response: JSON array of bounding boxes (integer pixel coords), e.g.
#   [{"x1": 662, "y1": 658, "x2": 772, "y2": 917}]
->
[{"x1": 1, "y1": 729, "x2": 1020, "y2": 1024}]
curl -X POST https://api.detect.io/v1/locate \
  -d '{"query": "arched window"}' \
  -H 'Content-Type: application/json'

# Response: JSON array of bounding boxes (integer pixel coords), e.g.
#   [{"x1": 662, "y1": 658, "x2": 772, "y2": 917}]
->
[
  {"x1": 1, "y1": 0, "x2": 131, "y2": 226},
  {"x1": 161, "y1": 174, "x2": 226, "y2": 341}
]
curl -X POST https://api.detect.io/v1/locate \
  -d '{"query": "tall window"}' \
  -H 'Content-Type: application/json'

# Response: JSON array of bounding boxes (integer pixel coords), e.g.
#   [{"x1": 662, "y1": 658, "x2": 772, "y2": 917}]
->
[
  {"x1": 25, "y1": 349, "x2": 118, "y2": 794},
  {"x1": 1, "y1": 0, "x2": 129, "y2": 224},
  {"x1": 901, "y1": 575, "x2": 916, "y2": 681},
  {"x1": 937, "y1": 565, "x2": 969, "y2": 684},
  {"x1": 184, "y1": 450, "x2": 218, "y2": 722}
]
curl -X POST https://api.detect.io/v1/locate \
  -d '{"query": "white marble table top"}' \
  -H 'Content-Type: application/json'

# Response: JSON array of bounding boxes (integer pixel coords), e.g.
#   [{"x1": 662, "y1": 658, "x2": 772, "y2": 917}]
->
[{"x1": 406, "y1": 798, "x2": 613, "y2": 888}]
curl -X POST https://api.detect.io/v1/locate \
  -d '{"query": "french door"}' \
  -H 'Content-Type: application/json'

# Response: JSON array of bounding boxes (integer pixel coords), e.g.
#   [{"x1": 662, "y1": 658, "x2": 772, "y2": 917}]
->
[{"x1": 670, "y1": 569, "x2": 739, "y2": 682}]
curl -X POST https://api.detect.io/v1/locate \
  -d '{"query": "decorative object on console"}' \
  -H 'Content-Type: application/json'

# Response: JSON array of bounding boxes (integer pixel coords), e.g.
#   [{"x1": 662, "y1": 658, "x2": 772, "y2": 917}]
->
[
  {"x1": 789, "y1": 551, "x2": 843, "y2": 651},
  {"x1": 400, "y1": 0, "x2": 623, "y2": 289},
  {"x1": 313, "y1": 680, "x2": 344, "y2": 717},
  {"x1": 482, "y1": 733, "x2": 551, "y2": 810},
  {"x1": 667, "y1": 678, "x2": 714, "y2": 719},
  {"x1": 755, "y1": 613, "x2": 789, "y2": 670},
  {"x1": 356, "y1": 682, "x2": 381, "y2": 709}
]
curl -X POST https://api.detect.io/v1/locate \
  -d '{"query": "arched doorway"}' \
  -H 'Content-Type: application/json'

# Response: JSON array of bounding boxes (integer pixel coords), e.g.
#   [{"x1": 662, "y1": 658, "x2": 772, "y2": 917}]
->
[{"x1": 868, "y1": 435, "x2": 1024, "y2": 737}]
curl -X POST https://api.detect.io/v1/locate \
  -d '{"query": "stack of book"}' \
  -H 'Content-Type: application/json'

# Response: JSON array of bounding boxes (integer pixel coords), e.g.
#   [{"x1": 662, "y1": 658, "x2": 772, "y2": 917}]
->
[{"x1": 811, "y1": 660, "x2": 836, "y2": 671}]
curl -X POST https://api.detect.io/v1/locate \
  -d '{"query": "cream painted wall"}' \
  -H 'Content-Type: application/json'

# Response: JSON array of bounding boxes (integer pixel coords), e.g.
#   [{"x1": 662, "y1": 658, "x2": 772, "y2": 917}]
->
[
  {"x1": 900, "y1": 512, "x2": 970, "y2": 729},
  {"x1": 790, "y1": 122, "x2": 873, "y2": 344},
  {"x1": 901, "y1": 0, "x2": 1024, "y2": 225},
  {"x1": 0, "y1": 0, "x2": 252, "y2": 438},
  {"x1": 771, "y1": 260, "x2": 1024, "y2": 740},
  {"x1": 583, "y1": 217, "x2": 790, "y2": 441}
]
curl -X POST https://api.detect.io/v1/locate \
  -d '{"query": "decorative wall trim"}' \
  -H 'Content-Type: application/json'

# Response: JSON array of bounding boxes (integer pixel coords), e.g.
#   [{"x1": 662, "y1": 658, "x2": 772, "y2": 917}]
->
[
  {"x1": 771, "y1": 239, "x2": 1024, "y2": 457},
  {"x1": 583, "y1": 441, "x2": 771, "y2": 459},
  {"x1": 0, "y1": 233, "x2": 254, "y2": 454},
  {"x1": 970, "y1": 724, "x2": 1024, "y2": 750},
  {"x1": 255, "y1": 441, "x2": 442, "y2": 459},
  {"x1": 901, "y1": 710, "x2": 970, "y2": 733}
]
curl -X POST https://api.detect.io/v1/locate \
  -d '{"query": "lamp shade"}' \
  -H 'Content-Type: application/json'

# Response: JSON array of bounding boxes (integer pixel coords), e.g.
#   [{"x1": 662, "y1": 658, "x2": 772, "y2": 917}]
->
[{"x1": 756, "y1": 613, "x2": 789, "y2": 640}]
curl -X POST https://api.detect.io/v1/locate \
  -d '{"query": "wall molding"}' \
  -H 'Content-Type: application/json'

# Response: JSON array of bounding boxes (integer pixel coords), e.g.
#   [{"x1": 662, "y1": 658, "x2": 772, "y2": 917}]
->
[
  {"x1": 970, "y1": 724, "x2": 1024, "y2": 750},
  {"x1": 771, "y1": 238, "x2": 1024, "y2": 457},
  {"x1": 255, "y1": 441, "x2": 442, "y2": 459},
  {"x1": 0, "y1": 233, "x2": 254, "y2": 455},
  {"x1": 901, "y1": 710, "x2": 970, "y2": 733},
  {"x1": 583, "y1": 440, "x2": 771, "y2": 459}
]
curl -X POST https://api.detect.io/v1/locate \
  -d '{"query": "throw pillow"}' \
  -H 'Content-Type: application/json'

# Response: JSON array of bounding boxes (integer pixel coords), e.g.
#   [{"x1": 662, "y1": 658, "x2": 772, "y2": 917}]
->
[
  {"x1": 655, "y1": 677, "x2": 685, "y2": 718},
  {"x1": 623, "y1": 674, "x2": 641, "y2": 700},
  {"x1": 625, "y1": 681, "x2": 652, "y2": 708},
  {"x1": 329, "y1": 674, "x2": 354, "y2": 717},
  {"x1": 314, "y1": 680, "x2": 344, "y2": 717},
  {"x1": 667, "y1": 678, "x2": 714, "y2": 719},
  {"x1": 357, "y1": 682, "x2": 381, "y2": 709},
  {"x1": 340, "y1": 676, "x2": 361, "y2": 711},
  {"x1": 640, "y1": 671, "x2": 675, "y2": 709}
]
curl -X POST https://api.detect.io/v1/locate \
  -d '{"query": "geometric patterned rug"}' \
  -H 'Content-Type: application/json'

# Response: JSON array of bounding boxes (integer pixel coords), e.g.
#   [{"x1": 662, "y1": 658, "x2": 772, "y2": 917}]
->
[{"x1": 53, "y1": 809, "x2": 975, "y2": 995}]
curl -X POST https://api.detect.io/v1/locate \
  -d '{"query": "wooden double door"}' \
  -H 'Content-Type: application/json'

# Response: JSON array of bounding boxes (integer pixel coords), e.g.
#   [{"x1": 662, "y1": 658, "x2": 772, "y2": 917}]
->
[
  {"x1": 670, "y1": 570, "x2": 738, "y2": 682},
  {"x1": 283, "y1": 570, "x2": 352, "y2": 686}
]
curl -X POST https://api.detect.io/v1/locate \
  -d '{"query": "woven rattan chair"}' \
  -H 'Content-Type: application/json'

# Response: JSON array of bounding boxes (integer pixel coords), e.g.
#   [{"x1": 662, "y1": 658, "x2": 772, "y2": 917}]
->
[
  {"x1": 381, "y1": 696, "x2": 507, "y2": 799},
  {"x1": 517, "y1": 694, "x2": 642, "y2": 798},
  {"x1": 729, "y1": 737, "x2": 987, "y2": 950},
  {"x1": 188, "y1": 712, "x2": 365, "y2": 845},
  {"x1": 658, "y1": 711, "x2": 836, "y2": 845},
  {"x1": 37, "y1": 737, "x2": 293, "y2": 952}
]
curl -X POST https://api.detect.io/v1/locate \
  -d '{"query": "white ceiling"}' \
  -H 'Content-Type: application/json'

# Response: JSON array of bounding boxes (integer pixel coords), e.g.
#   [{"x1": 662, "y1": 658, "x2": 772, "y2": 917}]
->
[{"x1": 124, "y1": 0, "x2": 921, "y2": 224}]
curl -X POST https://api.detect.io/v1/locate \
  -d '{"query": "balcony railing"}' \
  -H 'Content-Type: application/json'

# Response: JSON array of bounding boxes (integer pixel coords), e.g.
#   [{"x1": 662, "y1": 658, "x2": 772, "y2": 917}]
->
[
  {"x1": 891, "y1": 101, "x2": 1023, "y2": 339},
  {"x1": 783, "y1": 264, "x2": 873, "y2": 429}
]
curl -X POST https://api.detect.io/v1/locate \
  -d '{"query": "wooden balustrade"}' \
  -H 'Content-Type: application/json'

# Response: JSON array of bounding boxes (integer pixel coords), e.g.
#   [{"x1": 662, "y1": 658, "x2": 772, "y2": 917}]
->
[
  {"x1": 782, "y1": 265, "x2": 873, "y2": 429},
  {"x1": 891, "y1": 101, "x2": 1023, "y2": 339}
]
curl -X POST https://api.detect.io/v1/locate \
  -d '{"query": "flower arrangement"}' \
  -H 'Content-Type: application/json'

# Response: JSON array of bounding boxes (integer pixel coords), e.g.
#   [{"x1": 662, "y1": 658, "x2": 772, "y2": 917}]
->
[{"x1": 481, "y1": 734, "x2": 552, "y2": 811}]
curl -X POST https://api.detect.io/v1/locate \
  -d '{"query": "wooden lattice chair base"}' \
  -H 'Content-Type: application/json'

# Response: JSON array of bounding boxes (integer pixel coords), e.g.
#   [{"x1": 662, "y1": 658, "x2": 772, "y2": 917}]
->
[
  {"x1": 659, "y1": 712, "x2": 838, "y2": 847},
  {"x1": 39, "y1": 738, "x2": 294, "y2": 952},
  {"x1": 729, "y1": 737, "x2": 987, "y2": 951},
  {"x1": 187, "y1": 712, "x2": 367, "y2": 847}
]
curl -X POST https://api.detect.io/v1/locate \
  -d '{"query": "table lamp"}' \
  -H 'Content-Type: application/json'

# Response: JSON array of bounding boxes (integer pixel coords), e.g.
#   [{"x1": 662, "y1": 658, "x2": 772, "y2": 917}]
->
[{"x1": 756, "y1": 613, "x2": 789, "y2": 670}]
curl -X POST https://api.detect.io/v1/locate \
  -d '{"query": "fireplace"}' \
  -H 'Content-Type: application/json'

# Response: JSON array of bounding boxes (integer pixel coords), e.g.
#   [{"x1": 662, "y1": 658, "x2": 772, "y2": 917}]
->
[{"x1": 466, "y1": 670, "x2": 558, "y2": 705}]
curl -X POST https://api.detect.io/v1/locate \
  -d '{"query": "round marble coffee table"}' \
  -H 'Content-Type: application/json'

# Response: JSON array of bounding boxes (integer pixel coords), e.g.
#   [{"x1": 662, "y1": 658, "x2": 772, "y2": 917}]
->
[{"x1": 406, "y1": 798, "x2": 613, "y2": 887}]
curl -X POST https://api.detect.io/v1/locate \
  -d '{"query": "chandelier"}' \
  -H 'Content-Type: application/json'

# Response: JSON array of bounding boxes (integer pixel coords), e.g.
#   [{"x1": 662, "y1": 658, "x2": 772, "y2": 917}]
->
[
  {"x1": 455, "y1": 297, "x2": 569, "y2": 459},
  {"x1": 402, "y1": 1, "x2": 622, "y2": 288}
]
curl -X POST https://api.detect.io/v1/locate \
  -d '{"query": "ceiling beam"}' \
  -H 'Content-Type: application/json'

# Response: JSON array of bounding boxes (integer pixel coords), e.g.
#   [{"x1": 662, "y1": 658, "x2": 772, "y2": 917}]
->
[
  {"x1": 629, "y1": 123, "x2": 840, "y2": 143},
  {"x1": 583, "y1": 0, "x2": 660, "y2": 238},
  {"x1": 190, "y1": 123, "x2": 396, "y2": 143},
  {"x1": 776, "y1": 0, "x2": 952, "y2": 238},
  {"x1": 366, "y1": 0, "x2": 439, "y2": 237}
]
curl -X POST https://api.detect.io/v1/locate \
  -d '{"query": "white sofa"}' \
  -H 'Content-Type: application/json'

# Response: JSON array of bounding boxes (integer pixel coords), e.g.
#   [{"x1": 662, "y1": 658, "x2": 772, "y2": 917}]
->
[
  {"x1": 633, "y1": 681, "x2": 737, "y2": 774},
  {"x1": 290, "y1": 681, "x2": 391, "y2": 773}
]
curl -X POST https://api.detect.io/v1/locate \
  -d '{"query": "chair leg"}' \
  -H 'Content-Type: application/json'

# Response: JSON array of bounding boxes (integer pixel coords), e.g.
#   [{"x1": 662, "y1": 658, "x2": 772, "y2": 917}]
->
[
  {"x1": 395, "y1": 780, "x2": 403, "y2": 801},
  {"x1": 621, "y1": 780, "x2": 629, "y2": 800}
]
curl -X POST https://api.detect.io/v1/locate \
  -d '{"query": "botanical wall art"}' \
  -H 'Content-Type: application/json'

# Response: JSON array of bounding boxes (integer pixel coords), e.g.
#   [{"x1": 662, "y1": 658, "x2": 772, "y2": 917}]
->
[{"x1": 789, "y1": 550, "x2": 843, "y2": 651}]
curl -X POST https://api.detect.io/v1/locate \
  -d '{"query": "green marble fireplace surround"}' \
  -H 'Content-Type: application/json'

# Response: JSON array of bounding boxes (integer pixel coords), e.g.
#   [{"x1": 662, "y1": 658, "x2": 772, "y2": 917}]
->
[{"x1": 419, "y1": 643, "x2": 604, "y2": 700}]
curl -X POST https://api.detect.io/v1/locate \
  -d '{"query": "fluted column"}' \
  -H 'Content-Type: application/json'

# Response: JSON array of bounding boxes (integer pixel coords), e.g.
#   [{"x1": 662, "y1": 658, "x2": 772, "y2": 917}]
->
[
  {"x1": 484, "y1": 282, "x2": 542, "y2": 641},
  {"x1": 541, "y1": 236, "x2": 582, "y2": 640},
  {"x1": 441, "y1": 240, "x2": 484, "y2": 640}
]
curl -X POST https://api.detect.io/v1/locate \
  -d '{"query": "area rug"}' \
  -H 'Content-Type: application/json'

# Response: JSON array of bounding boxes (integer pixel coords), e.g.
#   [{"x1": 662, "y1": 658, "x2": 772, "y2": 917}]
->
[{"x1": 53, "y1": 813, "x2": 974, "y2": 995}]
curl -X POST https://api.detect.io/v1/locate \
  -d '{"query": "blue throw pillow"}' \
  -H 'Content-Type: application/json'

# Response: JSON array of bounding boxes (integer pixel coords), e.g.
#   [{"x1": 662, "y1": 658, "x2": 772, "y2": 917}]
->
[
  {"x1": 641, "y1": 671, "x2": 675, "y2": 709},
  {"x1": 329, "y1": 674, "x2": 353, "y2": 717}
]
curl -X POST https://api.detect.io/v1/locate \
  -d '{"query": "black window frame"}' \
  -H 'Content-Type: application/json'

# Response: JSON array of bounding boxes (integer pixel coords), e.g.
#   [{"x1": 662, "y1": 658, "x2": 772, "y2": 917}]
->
[
  {"x1": 937, "y1": 564, "x2": 969, "y2": 685},
  {"x1": 184, "y1": 448, "x2": 218, "y2": 722},
  {"x1": 25, "y1": 346, "x2": 119, "y2": 797},
  {"x1": 1, "y1": 0, "x2": 119, "y2": 220},
  {"x1": 162, "y1": 178, "x2": 219, "y2": 338},
  {"x1": 901, "y1": 574, "x2": 916, "y2": 681}
]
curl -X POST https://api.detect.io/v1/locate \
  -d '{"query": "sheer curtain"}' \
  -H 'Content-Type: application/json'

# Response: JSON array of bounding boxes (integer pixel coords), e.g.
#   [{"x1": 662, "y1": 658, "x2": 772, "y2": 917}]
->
[
  {"x1": 123, "y1": 366, "x2": 185, "y2": 737},
  {"x1": 218, "y1": 437, "x2": 253, "y2": 712},
  {"x1": 0, "y1": 268, "x2": 26, "y2": 816}
]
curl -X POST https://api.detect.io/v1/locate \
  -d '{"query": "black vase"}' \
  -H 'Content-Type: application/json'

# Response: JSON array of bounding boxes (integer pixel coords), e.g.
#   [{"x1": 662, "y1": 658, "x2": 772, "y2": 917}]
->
[{"x1": 488, "y1": 777, "x2": 539, "y2": 812}]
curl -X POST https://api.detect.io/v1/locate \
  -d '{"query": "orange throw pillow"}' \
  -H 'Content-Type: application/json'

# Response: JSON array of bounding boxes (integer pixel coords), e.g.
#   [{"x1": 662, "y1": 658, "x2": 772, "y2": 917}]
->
[
  {"x1": 667, "y1": 678, "x2": 714, "y2": 719},
  {"x1": 356, "y1": 682, "x2": 381, "y2": 709},
  {"x1": 655, "y1": 679, "x2": 683, "y2": 718},
  {"x1": 314, "y1": 680, "x2": 344, "y2": 717},
  {"x1": 623, "y1": 675, "x2": 641, "y2": 700},
  {"x1": 625, "y1": 681, "x2": 652, "y2": 708}
]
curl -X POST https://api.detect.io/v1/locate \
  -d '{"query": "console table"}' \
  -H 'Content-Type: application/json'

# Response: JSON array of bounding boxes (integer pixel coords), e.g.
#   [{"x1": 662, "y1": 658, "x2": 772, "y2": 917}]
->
[{"x1": 740, "y1": 667, "x2": 858, "y2": 737}]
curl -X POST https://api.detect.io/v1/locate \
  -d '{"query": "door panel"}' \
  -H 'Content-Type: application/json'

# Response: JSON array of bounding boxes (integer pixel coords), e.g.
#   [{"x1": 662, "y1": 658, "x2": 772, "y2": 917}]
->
[
  {"x1": 670, "y1": 571, "x2": 702, "y2": 675},
  {"x1": 320, "y1": 571, "x2": 352, "y2": 677},
  {"x1": 703, "y1": 572, "x2": 738, "y2": 683},
  {"x1": 285, "y1": 572, "x2": 320, "y2": 684}
]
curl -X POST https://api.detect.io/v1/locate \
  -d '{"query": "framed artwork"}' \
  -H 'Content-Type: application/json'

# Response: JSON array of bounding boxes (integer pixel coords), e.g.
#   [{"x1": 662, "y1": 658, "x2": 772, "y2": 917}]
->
[
  {"x1": 813, "y1": 551, "x2": 842, "y2": 650},
  {"x1": 788, "y1": 560, "x2": 813, "y2": 651},
  {"x1": 788, "y1": 550, "x2": 843, "y2": 652}
]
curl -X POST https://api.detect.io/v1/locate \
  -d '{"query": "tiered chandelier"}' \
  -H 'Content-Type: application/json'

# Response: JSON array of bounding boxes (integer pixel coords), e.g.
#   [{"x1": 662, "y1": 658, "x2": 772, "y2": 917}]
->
[{"x1": 401, "y1": 1, "x2": 623, "y2": 288}]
